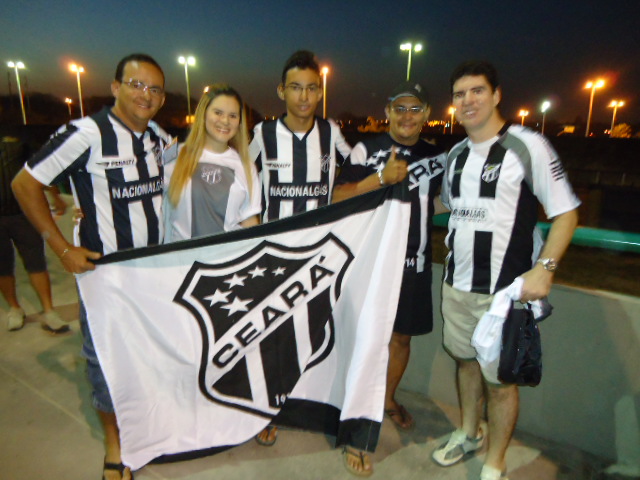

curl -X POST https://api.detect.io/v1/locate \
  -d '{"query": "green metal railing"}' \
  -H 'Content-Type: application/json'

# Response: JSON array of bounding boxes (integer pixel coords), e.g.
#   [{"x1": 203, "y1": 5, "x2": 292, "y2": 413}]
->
[{"x1": 433, "y1": 214, "x2": 640, "y2": 254}]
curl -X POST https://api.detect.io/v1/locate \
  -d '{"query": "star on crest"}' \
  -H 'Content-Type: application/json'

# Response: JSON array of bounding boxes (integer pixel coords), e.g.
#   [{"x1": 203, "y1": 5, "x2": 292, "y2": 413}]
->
[
  {"x1": 221, "y1": 296, "x2": 252, "y2": 316},
  {"x1": 272, "y1": 266, "x2": 286, "y2": 276},
  {"x1": 248, "y1": 265, "x2": 266, "y2": 278},
  {"x1": 203, "y1": 289, "x2": 231, "y2": 307},
  {"x1": 224, "y1": 273, "x2": 247, "y2": 288}
]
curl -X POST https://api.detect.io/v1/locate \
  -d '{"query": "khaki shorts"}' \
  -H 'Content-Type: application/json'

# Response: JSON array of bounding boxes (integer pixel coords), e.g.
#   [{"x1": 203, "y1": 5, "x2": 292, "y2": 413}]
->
[{"x1": 441, "y1": 282, "x2": 503, "y2": 384}]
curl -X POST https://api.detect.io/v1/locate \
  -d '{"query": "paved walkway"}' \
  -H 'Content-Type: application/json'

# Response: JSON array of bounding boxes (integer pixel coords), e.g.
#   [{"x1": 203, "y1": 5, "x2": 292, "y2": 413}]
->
[{"x1": 0, "y1": 200, "x2": 630, "y2": 480}]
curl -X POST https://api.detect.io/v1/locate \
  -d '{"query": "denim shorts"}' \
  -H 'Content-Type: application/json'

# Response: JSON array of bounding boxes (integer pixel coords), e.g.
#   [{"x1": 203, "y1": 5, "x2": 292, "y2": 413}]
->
[{"x1": 79, "y1": 298, "x2": 114, "y2": 412}]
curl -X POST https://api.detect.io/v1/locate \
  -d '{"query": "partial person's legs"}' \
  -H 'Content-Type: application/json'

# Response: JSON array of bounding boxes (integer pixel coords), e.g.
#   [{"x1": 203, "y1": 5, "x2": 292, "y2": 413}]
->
[
  {"x1": 27, "y1": 271, "x2": 54, "y2": 311},
  {"x1": 0, "y1": 275, "x2": 20, "y2": 309},
  {"x1": 484, "y1": 383, "x2": 519, "y2": 473},
  {"x1": 458, "y1": 359, "x2": 485, "y2": 438},
  {"x1": 27, "y1": 270, "x2": 69, "y2": 333},
  {"x1": 384, "y1": 332, "x2": 414, "y2": 428},
  {"x1": 100, "y1": 411, "x2": 132, "y2": 480}
]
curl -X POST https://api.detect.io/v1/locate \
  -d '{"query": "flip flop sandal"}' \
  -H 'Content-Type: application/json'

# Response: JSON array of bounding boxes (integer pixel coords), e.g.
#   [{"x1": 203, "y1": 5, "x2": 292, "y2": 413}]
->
[
  {"x1": 255, "y1": 425, "x2": 278, "y2": 446},
  {"x1": 342, "y1": 447, "x2": 373, "y2": 477}
]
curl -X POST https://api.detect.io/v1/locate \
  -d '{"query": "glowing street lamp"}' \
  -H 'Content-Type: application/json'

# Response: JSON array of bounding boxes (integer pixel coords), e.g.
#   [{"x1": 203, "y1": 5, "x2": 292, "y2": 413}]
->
[
  {"x1": 540, "y1": 100, "x2": 551, "y2": 135},
  {"x1": 69, "y1": 63, "x2": 85, "y2": 117},
  {"x1": 7, "y1": 61, "x2": 27, "y2": 125},
  {"x1": 448, "y1": 106, "x2": 455, "y2": 134},
  {"x1": 518, "y1": 109, "x2": 529, "y2": 126},
  {"x1": 399, "y1": 42, "x2": 422, "y2": 81},
  {"x1": 608, "y1": 100, "x2": 625, "y2": 137},
  {"x1": 178, "y1": 55, "x2": 196, "y2": 118},
  {"x1": 584, "y1": 79, "x2": 605, "y2": 137},
  {"x1": 64, "y1": 97, "x2": 73, "y2": 118},
  {"x1": 321, "y1": 66, "x2": 329, "y2": 119}
]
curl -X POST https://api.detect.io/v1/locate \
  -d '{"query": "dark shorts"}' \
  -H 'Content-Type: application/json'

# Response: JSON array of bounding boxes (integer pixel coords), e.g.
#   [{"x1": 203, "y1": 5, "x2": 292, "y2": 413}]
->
[
  {"x1": 0, "y1": 214, "x2": 47, "y2": 276},
  {"x1": 393, "y1": 267, "x2": 433, "y2": 336}
]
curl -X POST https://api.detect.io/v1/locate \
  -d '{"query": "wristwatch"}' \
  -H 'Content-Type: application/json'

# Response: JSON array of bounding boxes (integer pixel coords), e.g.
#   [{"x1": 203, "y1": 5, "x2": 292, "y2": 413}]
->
[
  {"x1": 377, "y1": 170, "x2": 385, "y2": 186},
  {"x1": 536, "y1": 257, "x2": 558, "y2": 272}
]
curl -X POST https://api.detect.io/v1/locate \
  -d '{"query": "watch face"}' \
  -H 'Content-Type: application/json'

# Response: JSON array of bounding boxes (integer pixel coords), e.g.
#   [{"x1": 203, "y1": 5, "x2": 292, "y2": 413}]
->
[{"x1": 539, "y1": 258, "x2": 557, "y2": 271}]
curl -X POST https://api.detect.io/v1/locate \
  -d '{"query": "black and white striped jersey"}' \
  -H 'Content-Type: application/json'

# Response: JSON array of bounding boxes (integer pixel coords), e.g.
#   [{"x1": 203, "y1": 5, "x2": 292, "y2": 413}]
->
[
  {"x1": 337, "y1": 133, "x2": 446, "y2": 272},
  {"x1": 441, "y1": 123, "x2": 580, "y2": 294},
  {"x1": 249, "y1": 116, "x2": 351, "y2": 222},
  {"x1": 26, "y1": 107, "x2": 171, "y2": 255}
]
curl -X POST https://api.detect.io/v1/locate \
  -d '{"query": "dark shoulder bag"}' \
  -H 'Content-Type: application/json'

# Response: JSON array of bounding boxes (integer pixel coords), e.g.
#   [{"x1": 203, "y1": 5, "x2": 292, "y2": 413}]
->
[{"x1": 498, "y1": 304, "x2": 542, "y2": 386}]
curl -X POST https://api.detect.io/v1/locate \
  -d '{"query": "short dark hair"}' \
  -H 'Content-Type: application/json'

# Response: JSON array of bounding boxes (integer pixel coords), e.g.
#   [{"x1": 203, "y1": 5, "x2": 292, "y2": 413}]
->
[
  {"x1": 281, "y1": 50, "x2": 320, "y2": 84},
  {"x1": 450, "y1": 61, "x2": 499, "y2": 93},
  {"x1": 114, "y1": 53, "x2": 164, "y2": 85}
]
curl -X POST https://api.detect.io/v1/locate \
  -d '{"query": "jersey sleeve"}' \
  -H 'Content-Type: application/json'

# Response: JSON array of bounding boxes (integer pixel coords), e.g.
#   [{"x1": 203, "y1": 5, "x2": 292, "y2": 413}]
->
[
  {"x1": 440, "y1": 153, "x2": 453, "y2": 210},
  {"x1": 240, "y1": 161, "x2": 262, "y2": 222},
  {"x1": 25, "y1": 121, "x2": 95, "y2": 186},
  {"x1": 529, "y1": 135, "x2": 581, "y2": 219},
  {"x1": 249, "y1": 123, "x2": 264, "y2": 173},
  {"x1": 329, "y1": 119, "x2": 351, "y2": 166},
  {"x1": 335, "y1": 142, "x2": 373, "y2": 185}
]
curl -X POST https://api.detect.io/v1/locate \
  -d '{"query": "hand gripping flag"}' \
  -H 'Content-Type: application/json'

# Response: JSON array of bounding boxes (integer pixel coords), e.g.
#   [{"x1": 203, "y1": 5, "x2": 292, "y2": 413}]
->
[{"x1": 77, "y1": 182, "x2": 410, "y2": 470}]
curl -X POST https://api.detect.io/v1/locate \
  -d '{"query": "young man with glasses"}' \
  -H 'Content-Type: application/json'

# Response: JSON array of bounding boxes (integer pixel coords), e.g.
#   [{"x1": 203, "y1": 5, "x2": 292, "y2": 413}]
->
[
  {"x1": 250, "y1": 50, "x2": 351, "y2": 223},
  {"x1": 12, "y1": 53, "x2": 171, "y2": 480},
  {"x1": 332, "y1": 82, "x2": 447, "y2": 476}
]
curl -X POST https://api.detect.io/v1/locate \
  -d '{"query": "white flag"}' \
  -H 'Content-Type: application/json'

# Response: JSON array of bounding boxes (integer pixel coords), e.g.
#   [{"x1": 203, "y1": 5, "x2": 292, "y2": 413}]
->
[{"x1": 78, "y1": 184, "x2": 410, "y2": 470}]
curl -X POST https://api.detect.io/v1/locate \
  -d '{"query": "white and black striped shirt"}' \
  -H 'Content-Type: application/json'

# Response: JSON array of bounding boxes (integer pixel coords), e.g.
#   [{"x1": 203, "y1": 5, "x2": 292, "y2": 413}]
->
[
  {"x1": 250, "y1": 116, "x2": 351, "y2": 222},
  {"x1": 441, "y1": 123, "x2": 581, "y2": 294},
  {"x1": 337, "y1": 134, "x2": 446, "y2": 272},
  {"x1": 26, "y1": 107, "x2": 171, "y2": 255}
]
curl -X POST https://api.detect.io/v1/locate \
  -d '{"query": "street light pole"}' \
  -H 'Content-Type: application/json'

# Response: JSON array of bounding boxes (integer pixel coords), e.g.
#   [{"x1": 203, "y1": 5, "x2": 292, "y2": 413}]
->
[
  {"x1": 608, "y1": 100, "x2": 624, "y2": 137},
  {"x1": 518, "y1": 109, "x2": 529, "y2": 126},
  {"x1": 321, "y1": 66, "x2": 329, "y2": 119},
  {"x1": 7, "y1": 61, "x2": 27, "y2": 125},
  {"x1": 400, "y1": 42, "x2": 422, "y2": 81},
  {"x1": 540, "y1": 100, "x2": 551, "y2": 135},
  {"x1": 69, "y1": 64, "x2": 85, "y2": 117},
  {"x1": 584, "y1": 79, "x2": 604, "y2": 137},
  {"x1": 178, "y1": 56, "x2": 196, "y2": 120}
]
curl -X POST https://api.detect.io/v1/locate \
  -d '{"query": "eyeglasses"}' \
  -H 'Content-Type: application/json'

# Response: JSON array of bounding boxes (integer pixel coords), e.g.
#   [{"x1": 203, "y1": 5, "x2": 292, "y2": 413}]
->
[
  {"x1": 284, "y1": 83, "x2": 320, "y2": 95},
  {"x1": 391, "y1": 106, "x2": 426, "y2": 114},
  {"x1": 122, "y1": 79, "x2": 165, "y2": 97}
]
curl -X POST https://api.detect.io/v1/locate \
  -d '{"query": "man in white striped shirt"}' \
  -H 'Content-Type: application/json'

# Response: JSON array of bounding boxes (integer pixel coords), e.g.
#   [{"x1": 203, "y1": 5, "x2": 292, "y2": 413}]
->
[
  {"x1": 432, "y1": 61, "x2": 579, "y2": 480},
  {"x1": 12, "y1": 53, "x2": 170, "y2": 480},
  {"x1": 250, "y1": 50, "x2": 351, "y2": 223}
]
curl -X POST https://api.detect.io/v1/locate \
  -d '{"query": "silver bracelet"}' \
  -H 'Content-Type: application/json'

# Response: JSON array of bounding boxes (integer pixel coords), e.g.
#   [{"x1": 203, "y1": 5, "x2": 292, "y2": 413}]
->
[
  {"x1": 60, "y1": 248, "x2": 70, "y2": 259},
  {"x1": 377, "y1": 170, "x2": 385, "y2": 186}
]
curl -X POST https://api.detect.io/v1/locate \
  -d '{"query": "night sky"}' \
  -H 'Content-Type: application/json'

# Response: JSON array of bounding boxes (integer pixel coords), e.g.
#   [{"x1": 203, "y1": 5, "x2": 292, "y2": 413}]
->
[{"x1": 2, "y1": 0, "x2": 640, "y2": 126}]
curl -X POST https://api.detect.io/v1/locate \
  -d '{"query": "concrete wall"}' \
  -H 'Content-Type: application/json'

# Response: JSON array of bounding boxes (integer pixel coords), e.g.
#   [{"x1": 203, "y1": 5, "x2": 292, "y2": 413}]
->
[{"x1": 402, "y1": 264, "x2": 640, "y2": 464}]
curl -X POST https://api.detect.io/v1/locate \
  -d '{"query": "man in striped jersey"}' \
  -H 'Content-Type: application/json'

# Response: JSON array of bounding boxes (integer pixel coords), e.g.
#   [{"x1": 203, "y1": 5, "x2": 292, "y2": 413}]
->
[
  {"x1": 250, "y1": 50, "x2": 351, "y2": 223},
  {"x1": 333, "y1": 81, "x2": 447, "y2": 476},
  {"x1": 12, "y1": 54, "x2": 170, "y2": 480},
  {"x1": 432, "y1": 61, "x2": 579, "y2": 480}
]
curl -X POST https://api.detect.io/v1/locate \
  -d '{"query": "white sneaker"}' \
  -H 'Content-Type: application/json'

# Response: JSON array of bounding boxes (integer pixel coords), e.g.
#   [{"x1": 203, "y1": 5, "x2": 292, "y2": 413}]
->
[
  {"x1": 42, "y1": 310, "x2": 71, "y2": 335},
  {"x1": 480, "y1": 464, "x2": 508, "y2": 480},
  {"x1": 432, "y1": 428, "x2": 484, "y2": 467},
  {"x1": 7, "y1": 307, "x2": 25, "y2": 331}
]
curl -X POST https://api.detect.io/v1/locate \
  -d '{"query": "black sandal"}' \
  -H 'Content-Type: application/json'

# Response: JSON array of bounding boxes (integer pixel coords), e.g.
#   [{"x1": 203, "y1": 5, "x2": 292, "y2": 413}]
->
[{"x1": 102, "y1": 459, "x2": 134, "y2": 480}]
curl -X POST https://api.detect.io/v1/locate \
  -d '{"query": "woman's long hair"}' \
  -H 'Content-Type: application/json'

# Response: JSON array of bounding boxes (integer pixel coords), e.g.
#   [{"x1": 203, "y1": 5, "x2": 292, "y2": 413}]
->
[{"x1": 168, "y1": 83, "x2": 253, "y2": 206}]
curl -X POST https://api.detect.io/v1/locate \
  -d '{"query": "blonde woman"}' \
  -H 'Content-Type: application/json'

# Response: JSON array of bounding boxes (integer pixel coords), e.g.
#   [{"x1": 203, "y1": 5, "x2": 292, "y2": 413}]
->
[{"x1": 164, "y1": 84, "x2": 260, "y2": 241}]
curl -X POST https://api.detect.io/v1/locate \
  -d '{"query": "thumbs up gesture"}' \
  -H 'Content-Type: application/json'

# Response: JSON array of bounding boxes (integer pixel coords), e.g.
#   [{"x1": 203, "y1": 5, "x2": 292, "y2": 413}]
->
[{"x1": 381, "y1": 146, "x2": 408, "y2": 185}]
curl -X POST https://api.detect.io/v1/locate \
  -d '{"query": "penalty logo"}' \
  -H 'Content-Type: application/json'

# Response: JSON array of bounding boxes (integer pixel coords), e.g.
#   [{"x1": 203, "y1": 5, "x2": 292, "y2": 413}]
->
[{"x1": 174, "y1": 236, "x2": 353, "y2": 417}]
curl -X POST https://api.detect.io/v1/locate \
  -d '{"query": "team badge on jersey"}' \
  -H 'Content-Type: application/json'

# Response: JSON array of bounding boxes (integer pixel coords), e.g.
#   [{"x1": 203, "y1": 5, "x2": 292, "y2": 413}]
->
[
  {"x1": 201, "y1": 166, "x2": 222, "y2": 184},
  {"x1": 481, "y1": 164, "x2": 502, "y2": 183},
  {"x1": 320, "y1": 153, "x2": 331, "y2": 173},
  {"x1": 174, "y1": 236, "x2": 353, "y2": 417}
]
